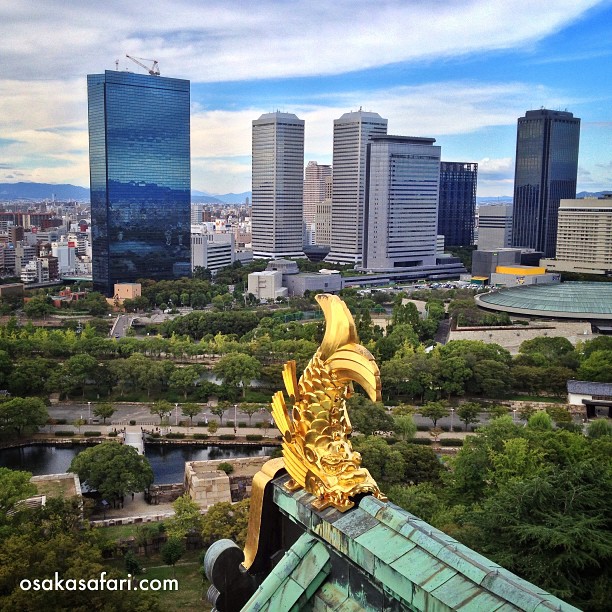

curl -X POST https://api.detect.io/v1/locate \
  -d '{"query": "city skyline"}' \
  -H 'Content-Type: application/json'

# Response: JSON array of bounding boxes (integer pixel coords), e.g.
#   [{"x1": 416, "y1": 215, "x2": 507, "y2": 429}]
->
[{"x1": 1, "y1": 1, "x2": 611, "y2": 197}]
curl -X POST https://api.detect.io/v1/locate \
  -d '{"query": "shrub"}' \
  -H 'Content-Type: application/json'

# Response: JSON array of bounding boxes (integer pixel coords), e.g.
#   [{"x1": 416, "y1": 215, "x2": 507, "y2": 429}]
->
[
  {"x1": 416, "y1": 424, "x2": 430, "y2": 431},
  {"x1": 107, "y1": 431, "x2": 119, "y2": 437},
  {"x1": 440, "y1": 438, "x2": 464, "y2": 447},
  {"x1": 410, "y1": 438, "x2": 432, "y2": 445},
  {"x1": 56, "y1": 418, "x2": 67, "y2": 425},
  {"x1": 218, "y1": 462, "x2": 234, "y2": 475},
  {"x1": 238, "y1": 422, "x2": 247, "y2": 428},
  {"x1": 246, "y1": 434, "x2": 263, "y2": 441},
  {"x1": 55, "y1": 430, "x2": 75, "y2": 437},
  {"x1": 83, "y1": 431, "x2": 102, "y2": 437},
  {"x1": 197, "y1": 421, "x2": 208, "y2": 427},
  {"x1": 193, "y1": 433, "x2": 209, "y2": 440},
  {"x1": 226, "y1": 420, "x2": 235, "y2": 428},
  {"x1": 165, "y1": 432, "x2": 186, "y2": 439},
  {"x1": 129, "y1": 420, "x2": 136, "y2": 426},
  {"x1": 219, "y1": 434, "x2": 236, "y2": 440},
  {"x1": 255, "y1": 422, "x2": 262, "y2": 429}
]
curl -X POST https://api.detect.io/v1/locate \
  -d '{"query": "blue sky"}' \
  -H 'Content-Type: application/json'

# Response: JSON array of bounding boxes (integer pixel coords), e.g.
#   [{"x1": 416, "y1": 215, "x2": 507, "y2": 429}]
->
[{"x1": 0, "y1": 0, "x2": 611, "y2": 196}]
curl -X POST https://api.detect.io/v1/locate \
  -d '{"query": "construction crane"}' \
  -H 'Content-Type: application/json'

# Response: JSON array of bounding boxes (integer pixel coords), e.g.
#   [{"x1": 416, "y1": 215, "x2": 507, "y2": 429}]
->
[{"x1": 125, "y1": 54, "x2": 160, "y2": 76}]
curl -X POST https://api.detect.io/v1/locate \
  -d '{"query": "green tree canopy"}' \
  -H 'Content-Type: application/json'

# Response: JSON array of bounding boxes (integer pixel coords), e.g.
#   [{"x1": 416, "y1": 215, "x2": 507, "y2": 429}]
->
[
  {"x1": 346, "y1": 394, "x2": 394, "y2": 436},
  {"x1": 0, "y1": 397, "x2": 48, "y2": 438},
  {"x1": 213, "y1": 353, "x2": 261, "y2": 397},
  {"x1": 69, "y1": 442, "x2": 153, "y2": 502}
]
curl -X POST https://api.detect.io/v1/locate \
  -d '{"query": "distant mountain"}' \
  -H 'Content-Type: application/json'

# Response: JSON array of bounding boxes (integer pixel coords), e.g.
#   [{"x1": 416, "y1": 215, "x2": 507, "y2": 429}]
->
[
  {"x1": 476, "y1": 196, "x2": 512, "y2": 204},
  {"x1": 191, "y1": 195, "x2": 224, "y2": 204},
  {"x1": 576, "y1": 191, "x2": 610, "y2": 198},
  {"x1": 0, "y1": 182, "x2": 89, "y2": 201},
  {"x1": 212, "y1": 191, "x2": 251, "y2": 204}
]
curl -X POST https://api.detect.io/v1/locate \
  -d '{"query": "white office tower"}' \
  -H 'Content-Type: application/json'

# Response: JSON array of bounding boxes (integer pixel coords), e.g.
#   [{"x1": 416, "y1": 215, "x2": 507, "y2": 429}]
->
[
  {"x1": 303, "y1": 161, "x2": 332, "y2": 246},
  {"x1": 326, "y1": 110, "x2": 388, "y2": 264},
  {"x1": 252, "y1": 112, "x2": 305, "y2": 258},
  {"x1": 363, "y1": 136, "x2": 440, "y2": 271},
  {"x1": 477, "y1": 204, "x2": 513, "y2": 250}
]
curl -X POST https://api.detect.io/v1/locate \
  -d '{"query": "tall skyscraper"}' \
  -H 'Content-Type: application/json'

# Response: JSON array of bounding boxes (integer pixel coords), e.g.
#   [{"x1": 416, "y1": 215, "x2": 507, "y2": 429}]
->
[
  {"x1": 477, "y1": 204, "x2": 513, "y2": 250},
  {"x1": 363, "y1": 136, "x2": 440, "y2": 271},
  {"x1": 88, "y1": 70, "x2": 191, "y2": 296},
  {"x1": 511, "y1": 109, "x2": 580, "y2": 258},
  {"x1": 303, "y1": 161, "x2": 332, "y2": 246},
  {"x1": 251, "y1": 112, "x2": 305, "y2": 258},
  {"x1": 327, "y1": 110, "x2": 388, "y2": 264},
  {"x1": 438, "y1": 161, "x2": 478, "y2": 247}
]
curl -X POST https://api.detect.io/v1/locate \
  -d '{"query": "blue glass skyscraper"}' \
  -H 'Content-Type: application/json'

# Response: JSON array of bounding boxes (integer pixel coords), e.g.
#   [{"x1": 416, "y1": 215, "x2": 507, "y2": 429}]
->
[
  {"x1": 438, "y1": 161, "x2": 478, "y2": 247},
  {"x1": 88, "y1": 70, "x2": 191, "y2": 296}
]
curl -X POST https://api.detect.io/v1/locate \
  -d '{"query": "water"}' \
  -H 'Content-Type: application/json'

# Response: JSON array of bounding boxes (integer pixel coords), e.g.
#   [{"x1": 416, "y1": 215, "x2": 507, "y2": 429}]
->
[{"x1": 0, "y1": 444, "x2": 278, "y2": 484}]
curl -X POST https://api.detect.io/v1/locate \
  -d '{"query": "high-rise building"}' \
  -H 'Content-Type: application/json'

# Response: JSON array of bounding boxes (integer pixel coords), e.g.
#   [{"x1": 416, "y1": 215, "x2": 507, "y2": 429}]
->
[
  {"x1": 363, "y1": 136, "x2": 440, "y2": 271},
  {"x1": 303, "y1": 161, "x2": 332, "y2": 246},
  {"x1": 327, "y1": 110, "x2": 388, "y2": 264},
  {"x1": 88, "y1": 70, "x2": 191, "y2": 296},
  {"x1": 541, "y1": 195, "x2": 612, "y2": 275},
  {"x1": 438, "y1": 162, "x2": 477, "y2": 247},
  {"x1": 251, "y1": 112, "x2": 305, "y2": 259},
  {"x1": 511, "y1": 109, "x2": 580, "y2": 258},
  {"x1": 477, "y1": 204, "x2": 513, "y2": 250}
]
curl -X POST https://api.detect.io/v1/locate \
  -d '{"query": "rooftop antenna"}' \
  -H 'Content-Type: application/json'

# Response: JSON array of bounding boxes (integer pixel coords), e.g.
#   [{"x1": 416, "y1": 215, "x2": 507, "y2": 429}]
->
[
  {"x1": 115, "y1": 59, "x2": 119, "y2": 71},
  {"x1": 125, "y1": 54, "x2": 160, "y2": 76}
]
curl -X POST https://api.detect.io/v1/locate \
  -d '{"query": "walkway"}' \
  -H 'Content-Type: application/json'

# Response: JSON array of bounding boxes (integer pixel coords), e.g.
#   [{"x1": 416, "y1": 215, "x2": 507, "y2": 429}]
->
[{"x1": 124, "y1": 430, "x2": 145, "y2": 455}]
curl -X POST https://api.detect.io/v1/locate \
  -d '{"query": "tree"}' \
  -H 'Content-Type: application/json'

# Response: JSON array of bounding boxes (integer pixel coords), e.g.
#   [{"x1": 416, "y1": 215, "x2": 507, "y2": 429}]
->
[
  {"x1": 0, "y1": 397, "x2": 48, "y2": 438},
  {"x1": 240, "y1": 403, "x2": 261, "y2": 426},
  {"x1": 181, "y1": 402, "x2": 200, "y2": 427},
  {"x1": 166, "y1": 494, "x2": 203, "y2": 539},
  {"x1": 69, "y1": 442, "x2": 153, "y2": 503},
  {"x1": 161, "y1": 536, "x2": 185, "y2": 576},
  {"x1": 577, "y1": 350, "x2": 612, "y2": 383},
  {"x1": 419, "y1": 401, "x2": 449, "y2": 428},
  {"x1": 201, "y1": 499, "x2": 250, "y2": 548},
  {"x1": 0, "y1": 467, "x2": 35, "y2": 519},
  {"x1": 93, "y1": 402, "x2": 115, "y2": 424},
  {"x1": 73, "y1": 417, "x2": 86, "y2": 434},
  {"x1": 169, "y1": 366, "x2": 201, "y2": 399},
  {"x1": 392, "y1": 414, "x2": 416, "y2": 441},
  {"x1": 213, "y1": 353, "x2": 261, "y2": 397},
  {"x1": 124, "y1": 550, "x2": 142, "y2": 576},
  {"x1": 211, "y1": 402, "x2": 228, "y2": 426},
  {"x1": 457, "y1": 402, "x2": 481, "y2": 431},
  {"x1": 346, "y1": 394, "x2": 394, "y2": 436},
  {"x1": 207, "y1": 420, "x2": 219, "y2": 435},
  {"x1": 527, "y1": 411, "x2": 553, "y2": 431},
  {"x1": 587, "y1": 419, "x2": 612, "y2": 439},
  {"x1": 150, "y1": 399, "x2": 172, "y2": 424}
]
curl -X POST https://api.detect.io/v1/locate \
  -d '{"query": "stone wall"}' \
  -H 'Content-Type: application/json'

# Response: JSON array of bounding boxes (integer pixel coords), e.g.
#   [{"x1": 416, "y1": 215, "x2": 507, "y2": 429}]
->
[{"x1": 185, "y1": 456, "x2": 271, "y2": 508}]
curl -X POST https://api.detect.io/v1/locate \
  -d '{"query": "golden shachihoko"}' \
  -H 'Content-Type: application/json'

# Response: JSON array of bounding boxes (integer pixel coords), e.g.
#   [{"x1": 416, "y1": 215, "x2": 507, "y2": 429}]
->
[{"x1": 271, "y1": 294, "x2": 387, "y2": 512}]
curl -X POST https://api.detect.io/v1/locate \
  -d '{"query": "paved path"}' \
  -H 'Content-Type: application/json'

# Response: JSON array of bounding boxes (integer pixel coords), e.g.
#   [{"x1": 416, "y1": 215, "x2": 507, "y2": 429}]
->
[{"x1": 124, "y1": 430, "x2": 145, "y2": 454}]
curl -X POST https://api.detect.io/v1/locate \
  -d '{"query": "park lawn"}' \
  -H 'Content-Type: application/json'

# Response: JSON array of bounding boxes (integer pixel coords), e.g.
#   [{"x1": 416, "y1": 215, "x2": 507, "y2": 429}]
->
[
  {"x1": 94, "y1": 522, "x2": 146, "y2": 540},
  {"x1": 103, "y1": 549, "x2": 211, "y2": 612}
]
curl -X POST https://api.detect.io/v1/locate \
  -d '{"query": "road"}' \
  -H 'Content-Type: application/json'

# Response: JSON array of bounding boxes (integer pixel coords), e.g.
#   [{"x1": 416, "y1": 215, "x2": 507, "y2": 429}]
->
[{"x1": 48, "y1": 402, "x2": 516, "y2": 431}]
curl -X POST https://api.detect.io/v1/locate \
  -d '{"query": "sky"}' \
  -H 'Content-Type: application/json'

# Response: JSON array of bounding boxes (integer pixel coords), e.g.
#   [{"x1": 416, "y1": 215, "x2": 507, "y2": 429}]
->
[{"x1": 0, "y1": 0, "x2": 611, "y2": 198}]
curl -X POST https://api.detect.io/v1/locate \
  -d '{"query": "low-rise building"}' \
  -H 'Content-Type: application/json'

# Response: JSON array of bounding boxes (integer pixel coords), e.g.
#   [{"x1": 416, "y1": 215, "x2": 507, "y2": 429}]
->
[{"x1": 567, "y1": 380, "x2": 612, "y2": 419}]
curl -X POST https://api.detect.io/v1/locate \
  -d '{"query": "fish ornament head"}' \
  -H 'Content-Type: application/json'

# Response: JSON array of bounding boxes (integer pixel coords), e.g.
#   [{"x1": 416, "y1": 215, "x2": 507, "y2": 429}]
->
[{"x1": 270, "y1": 294, "x2": 387, "y2": 512}]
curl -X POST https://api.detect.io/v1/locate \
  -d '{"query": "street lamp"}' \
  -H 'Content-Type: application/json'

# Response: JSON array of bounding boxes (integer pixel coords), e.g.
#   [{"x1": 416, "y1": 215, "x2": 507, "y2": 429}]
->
[
  {"x1": 450, "y1": 407, "x2": 455, "y2": 432},
  {"x1": 233, "y1": 404, "x2": 238, "y2": 434},
  {"x1": 512, "y1": 408, "x2": 517, "y2": 423},
  {"x1": 175, "y1": 402, "x2": 179, "y2": 426},
  {"x1": 88, "y1": 401, "x2": 91, "y2": 424}
]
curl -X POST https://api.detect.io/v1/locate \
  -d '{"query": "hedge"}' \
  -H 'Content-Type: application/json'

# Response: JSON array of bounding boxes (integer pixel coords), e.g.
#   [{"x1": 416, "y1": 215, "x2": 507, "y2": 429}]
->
[
  {"x1": 107, "y1": 431, "x2": 119, "y2": 437},
  {"x1": 165, "y1": 432, "x2": 186, "y2": 439},
  {"x1": 410, "y1": 438, "x2": 432, "y2": 445},
  {"x1": 55, "y1": 431, "x2": 75, "y2": 437},
  {"x1": 440, "y1": 438, "x2": 464, "y2": 447},
  {"x1": 246, "y1": 434, "x2": 263, "y2": 441},
  {"x1": 219, "y1": 434, "x2": 236, "y2": 440},
  {"x1": 83, "y1": 431, "x2": 102, "y2": 437},
  {"x1": 193, "y1": 433, "x2": 209, "y2": 440}
]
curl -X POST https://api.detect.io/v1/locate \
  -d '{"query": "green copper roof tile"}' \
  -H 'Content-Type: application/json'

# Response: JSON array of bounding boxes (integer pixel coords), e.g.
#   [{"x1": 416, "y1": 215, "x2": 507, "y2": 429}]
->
[
  {"x1": 331, "y1": 508, "x2": 379, "y2": 539},
  {"x1": 390, "y1": 546, "x2": 457, "y2": 593},
  {"x1": 358, "y1": 495, "x2": 387, "y2": 517},
  {"x1": 356, "y1": 524, "x2": 416, "y2": 564},
  {"x1": 435, "y1": 545, "x2": 499, "y2": 586},
  {"x1": 430, "y1": 573, "x2": 501, "y2": 610},
  {"x1": 265, "y1": 576, "x2": 304, "y2": 611}
]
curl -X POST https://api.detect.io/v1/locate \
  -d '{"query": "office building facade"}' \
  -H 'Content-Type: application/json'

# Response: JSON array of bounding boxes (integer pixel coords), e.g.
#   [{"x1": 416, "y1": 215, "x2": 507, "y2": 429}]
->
[
  {"x1": 251, "y1": 112, "x2": 305, "y2": 259},
  {"x1": 88, "y1": 70, "x2": 191, "y2": 296},
  {"x1": 477, "y1": 204, "x2": 513, "y2": 250},
  {"x1": 541, "y1": 196, "x2": 612, "y2": 275},
  {"x1": 363, "y1": 136, "x2": 440, "y2": 271},
  {"x1": 511, "y1": 109, "x2": 580, "y2": 258},
  {"x1": 438, "y1": 161, "x2": 477, "y2": 247},
  {"x1": 303, "y1": 161, "x2": 332, "y2": 246},
  {"x1": 327, "y1": 111, "x2": 388, "y2": 264}
]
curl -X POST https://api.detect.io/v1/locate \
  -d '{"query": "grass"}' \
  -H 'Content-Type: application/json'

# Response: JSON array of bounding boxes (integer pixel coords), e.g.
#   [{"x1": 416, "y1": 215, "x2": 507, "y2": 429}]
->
[
  {"x1": 103, "y1": 548, "x2": 211, "y2": 611},
  {"x1": 94, "y1": 522, "x2": 147, "y2": 540}
]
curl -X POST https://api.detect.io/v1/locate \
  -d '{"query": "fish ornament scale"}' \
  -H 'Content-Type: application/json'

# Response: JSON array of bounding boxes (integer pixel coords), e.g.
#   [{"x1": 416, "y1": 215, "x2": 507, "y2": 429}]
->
[{"x1": 271, "y1": 294, "x2": 387, "y2": 512}]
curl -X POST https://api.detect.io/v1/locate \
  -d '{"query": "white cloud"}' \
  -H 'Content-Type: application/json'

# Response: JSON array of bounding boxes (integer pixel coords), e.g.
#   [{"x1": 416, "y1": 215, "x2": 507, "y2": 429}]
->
[{"x1": 0, "y1": 1, "x2": 603, "y2": 82}]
